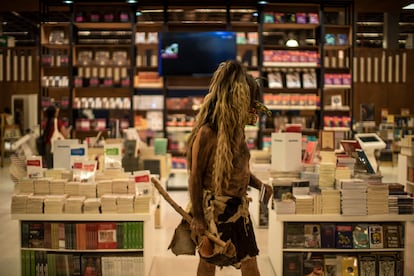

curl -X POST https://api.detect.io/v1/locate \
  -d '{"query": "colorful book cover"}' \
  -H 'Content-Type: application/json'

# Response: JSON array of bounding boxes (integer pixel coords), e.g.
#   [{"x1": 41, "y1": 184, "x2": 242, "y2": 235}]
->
[
  {"x1": 324, "y1": 254, "x2": 339, "y2": 276},
  {"x1": 303, "y1": 255, "x2": 324, "y2": 276},
  {"x1": 97, "y1": 222, "x2": 117, "y2": 249},
  {"x1": 81, "y1": 255, "x2": 102, "y2": 276},
  {"x1": 28, "y1": 222, "x2": 44, "y2": 248},
  {"x1": 335, "y1": 224, "x2": 353, "y2": 249},
  {"x1": 353, "y1": 224, "x2": 370, "y2": 249},
  {"x1": 369, "y1": 224, "x2": 384, "y2": 249},
  {"x1": 341, "y1": 256, "x2": 359, "y2": 276},
  {"x1": 304, "y1": 224, "x2": 321, "y2": 248}
]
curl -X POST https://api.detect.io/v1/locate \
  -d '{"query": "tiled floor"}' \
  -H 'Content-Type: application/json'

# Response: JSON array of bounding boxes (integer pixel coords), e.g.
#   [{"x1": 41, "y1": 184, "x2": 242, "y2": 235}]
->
[{"x1": 0, "y1": 159, "x2": 412, "y2": 276}]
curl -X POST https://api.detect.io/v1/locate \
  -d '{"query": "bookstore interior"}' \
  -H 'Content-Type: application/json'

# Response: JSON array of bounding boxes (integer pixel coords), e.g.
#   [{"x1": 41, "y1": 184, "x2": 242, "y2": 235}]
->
[{"x1": 1, "y1": 0, "x2": 414, "y2": 275}]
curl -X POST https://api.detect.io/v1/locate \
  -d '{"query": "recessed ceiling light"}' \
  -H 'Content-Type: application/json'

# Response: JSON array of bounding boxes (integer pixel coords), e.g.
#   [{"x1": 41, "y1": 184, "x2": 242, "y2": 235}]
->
[
  {"x1": 258, "y1": 1, "x2": 268, "y2": 5},
  {"x1": 126, "y1": 0, "x2": 138, "y2": 3},
  {"x1": 63, "y1": 0, "x2": 73, "y2": 4}
]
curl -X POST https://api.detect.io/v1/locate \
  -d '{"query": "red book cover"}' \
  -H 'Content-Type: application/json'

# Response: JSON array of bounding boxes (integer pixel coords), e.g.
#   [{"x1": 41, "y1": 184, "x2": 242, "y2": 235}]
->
[
  {"x1": 76, "y1": 223, "x2": 87, "y2": 250},
  {"x1": 97, "y1": 222, "x2": 117, "y2": 249}
]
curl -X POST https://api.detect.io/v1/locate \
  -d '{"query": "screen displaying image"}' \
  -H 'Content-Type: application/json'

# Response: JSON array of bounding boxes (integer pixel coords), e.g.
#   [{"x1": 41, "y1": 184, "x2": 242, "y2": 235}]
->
[{"x1": 159, "y1": 31, "x2": 237, "y2": 76}]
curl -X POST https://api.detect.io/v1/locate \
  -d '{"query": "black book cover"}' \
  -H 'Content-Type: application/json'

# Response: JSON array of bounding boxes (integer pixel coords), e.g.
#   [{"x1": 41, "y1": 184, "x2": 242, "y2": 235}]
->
[{"x1": 320, "y1": 223, "x2": 336, "y2": 248}]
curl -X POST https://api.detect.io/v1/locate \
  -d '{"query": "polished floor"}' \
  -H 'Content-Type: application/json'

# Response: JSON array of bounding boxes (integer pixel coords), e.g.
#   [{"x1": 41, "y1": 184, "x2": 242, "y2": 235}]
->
[{"x1": 0, "y1": 158, "x2": 412, "y2": 276}]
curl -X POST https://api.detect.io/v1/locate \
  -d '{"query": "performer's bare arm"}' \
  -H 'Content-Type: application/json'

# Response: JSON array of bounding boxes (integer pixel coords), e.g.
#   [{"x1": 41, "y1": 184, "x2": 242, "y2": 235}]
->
[{"x1": 189, "y1": 125, "x2": 213, "y2": 235}]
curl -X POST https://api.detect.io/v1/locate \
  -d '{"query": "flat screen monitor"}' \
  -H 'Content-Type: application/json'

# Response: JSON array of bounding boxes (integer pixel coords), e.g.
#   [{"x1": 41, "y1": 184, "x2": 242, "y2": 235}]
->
[{"x1": 159, "y1": 31, "x2": 237, "y2": 76}]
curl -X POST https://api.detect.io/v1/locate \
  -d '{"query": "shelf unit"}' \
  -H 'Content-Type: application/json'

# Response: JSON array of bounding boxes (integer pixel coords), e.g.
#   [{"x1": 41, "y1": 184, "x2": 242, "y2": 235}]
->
[
  {"x1": 268, "y1": 211, "x2": 414, "y2": 276},
  {"x1": 12, "y1": 213, "x2": 154, "y2": 276}
]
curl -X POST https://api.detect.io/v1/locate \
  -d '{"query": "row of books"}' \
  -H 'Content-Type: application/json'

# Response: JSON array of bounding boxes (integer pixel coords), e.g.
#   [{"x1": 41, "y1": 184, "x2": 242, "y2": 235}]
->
[
  {"x1": 22, "y1": 251, "x2": 144, "y2": 276},
  {"x1": 11, "y1": 193, "x2": 151, "y2": 214},
  {"x1": 263, "y1": 93, "x2": 319, "y2": 107},
  {"x1": 265, "y1": 70, "x2": 318, "y2": 89},
  {"x1": 283, "y1": 252, "x2": 403, "y2": 276},
  {"x1": 21, "y1": 221, "x2": 144, "y2": 250},
  {"x1": 284, "y1": 222, "x2": 403, "y2": 249},
  {"x1": 263, "y1": 12, "x2": 319, "y2": 24}
]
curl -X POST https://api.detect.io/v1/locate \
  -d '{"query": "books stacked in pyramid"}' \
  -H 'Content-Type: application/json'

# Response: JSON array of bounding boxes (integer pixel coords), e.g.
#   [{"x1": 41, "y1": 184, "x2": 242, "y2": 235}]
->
[
  {"x1": 112, "y1": 178, "x2": 129, "y2": 194},
  {"x1": 65, "y1": 196, "x2": 86, "y2": 214},
  {"x1": 367, "y1": 182, "x2": 389, "y2": 215},
  {"x1": 17, "y1": 178, "x2": 34, "y2": 194},
  {"x1": 339, "y1": 179, "x2": 367, "y2": 216}
]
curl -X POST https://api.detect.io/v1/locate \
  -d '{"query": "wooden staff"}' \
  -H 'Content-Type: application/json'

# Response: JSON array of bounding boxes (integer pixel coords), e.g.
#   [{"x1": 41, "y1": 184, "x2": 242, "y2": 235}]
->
[{"x1": 151, "y1": 177, "x2": 227, "y2": 248}]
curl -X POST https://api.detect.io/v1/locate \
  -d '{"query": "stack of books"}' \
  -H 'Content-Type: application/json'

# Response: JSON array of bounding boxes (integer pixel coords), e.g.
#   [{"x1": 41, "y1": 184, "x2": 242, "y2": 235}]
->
[
  {"x1": 96, "y1": 180, "x2": 113, "y2": 197},
  {"x1": 134, "y1": 196, "x2": 151, "y2": 213},
  {"x1": 17, "y1": 178, "x2": 34, "y2": 194},
  {"x1": 300, "y1": 171, "x2": 319, "y2": 193},
  {"x1": 26, "y1": 195, "x2": 45, "y2": 214},
  {"x1": 116, "y1": 194, "x2": 135, "y2": 213},
  {"x1": 320, "y1": 189, "x2": 341, "y2": 214},
  {"x1": 274, "y1": 199, "x2": 296, "y2": 214},
  {"x1": 295, "y1": 195, "x2": 314, "y2": 214},
  {"x1": 65, "y1": 196, "x2": 86, "y2": 214},
  {"x1": 10, "y1": 193, "x2": 31, "y2": 214},
  {"x1": 318, "y1": 162, "x2": 336, "y2": 189},
  {"x1": 339, "y1": 179, "x2": 367, "y2": 216},
  {"x1": 367, "y1": 182, "x2": 389, "y2": 215},
  {"x1": 33, "y1": 178, "x2": 50, "y2": 195},
  {"x1": 44, "y1": 195, "x2": 67, "y2": 214},
  {"x1": 49, "y1": 179, "x2": 67, "y2": 195},
  {"x1": 100, "y1": 194, "x2": 118, "y2": 213},
  {"x1": 83, "y1": 198, "x2": 101, "y2": 214},
  {"x1": 78, "y1": 183, "x2": 97, "y2": 198},
  {"x1": 64, "y1": 182, "x2": 80, "y2": 197},
  {"x1": 112, "y1": 178, "x2": 129, "y2": 194}
]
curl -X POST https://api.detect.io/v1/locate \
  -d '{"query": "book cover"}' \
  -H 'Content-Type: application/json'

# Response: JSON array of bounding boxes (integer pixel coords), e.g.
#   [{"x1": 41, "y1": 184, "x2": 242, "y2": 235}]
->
[
  {"x1": 284, "y1": 223, "x2": 305, "y2": 248},
  {"x1": 359, "y1": 254, "x2": 377, "y2": 276},
  {"x1": 324, "y1": 254, "x2": 340, "y2": 276},
  {"x1": 369, "y1": 224, "x2": 384, "y2": 249},
  {"x1": 341, "y1": 256, "x2": 359, "y2": 276},
  {"x1": 378, "y1": 254, "x2": 396, "y2": 276},
  {"x1": 28, "y1": 222, "x2": 44, "y2": 248},
  {"x1": 320, "y1": 223, "x2": 336, "y2": 248},
  {"x1": 303, "y1": 224, "x2": 321, "y2": 248},
  {"x1": 353, "y1": 224, "x2": 370, "y2": 249},
  {"x1": 97, "y1": 222, "x2": 117, "y2": 249},
  {"x1": 81, "y1": 255, "x2": 102, "y2": 276},
  {"x1": 303, "y1": 255, "x2": 324, "y2": 276},
  {"x1": 335, "y1": 224, "x2": 353, "y2": 249},
  {"x1": 283, "y1": 253, "x2": 303, "y2": 276},
  {"x1": 383, "y1": 223, "x2": 401, "y2": 248}
]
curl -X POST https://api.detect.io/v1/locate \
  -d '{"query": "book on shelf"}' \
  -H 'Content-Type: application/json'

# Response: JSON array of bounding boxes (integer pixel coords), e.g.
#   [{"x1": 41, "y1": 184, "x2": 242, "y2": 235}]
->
[
  {"x1": 284, "y1": 223, "x2": 305, "y2": 248},
  {"x1": 303, "y1": 223, "x2": 321, "y2": 248},
  {"x1": 303, "y1": 254, "x2": 325, "y2": 276},
  {"x1": 353, "y1": 224, "x2": 370, "y2": 249},
  {"x1": 28, "y1": 222, "x2": 44, "y2": 248},
  {"x1": 341, "y1": 256, "x2": 359, "y2": 276},
  {"x1": 359, "y1": 254, "x2": 377, "y2": 276},
  {"x1": 97, "y1": 222, "x2": 117, "y2": 249},
  {"x1": 283, "y1": 252, "x2": 303, "y2": 276},
  {"x1": 335, "y1": 224, "x2": 353, "y2": 249},
  {"x1": 81, "y1": 254, "x2": 102, "y2": 276},
  {"x1": 383, "y1": 223, "x2": 402, "y2": 248},
  {"x1": 369, "y1": 224, "x2": 384, "y2": 249},
  {"x1": 378, "y1": 253, "x2": 397, "y2": 276},
  {"x1": 320, "y1": 223, "x2": 336, "y2": 248},
  {"x1": 324, "y1": 254, "x2": 340, "y2": 276}
]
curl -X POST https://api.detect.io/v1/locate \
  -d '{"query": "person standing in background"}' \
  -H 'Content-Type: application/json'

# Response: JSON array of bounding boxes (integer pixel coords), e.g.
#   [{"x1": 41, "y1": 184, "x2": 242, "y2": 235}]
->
[{"x1": 42, "y1": 105, "x2": 69, "y2": 168}]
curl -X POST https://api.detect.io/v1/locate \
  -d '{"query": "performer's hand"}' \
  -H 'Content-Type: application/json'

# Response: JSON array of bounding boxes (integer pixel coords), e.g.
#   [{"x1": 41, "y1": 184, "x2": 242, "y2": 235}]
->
[
  {"x1": 190, "y1": 217, "x2": 207, "y2": 236},
  {"x1": 262, "y1": 184, "x2": 273, "y2": 206}
]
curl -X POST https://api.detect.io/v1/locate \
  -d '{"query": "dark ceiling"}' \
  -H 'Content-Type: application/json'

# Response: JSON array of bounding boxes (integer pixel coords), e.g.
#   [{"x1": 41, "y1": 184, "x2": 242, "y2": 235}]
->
[{"x1": 1, "y1": 0, "x2": 414, "y2": 46}]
